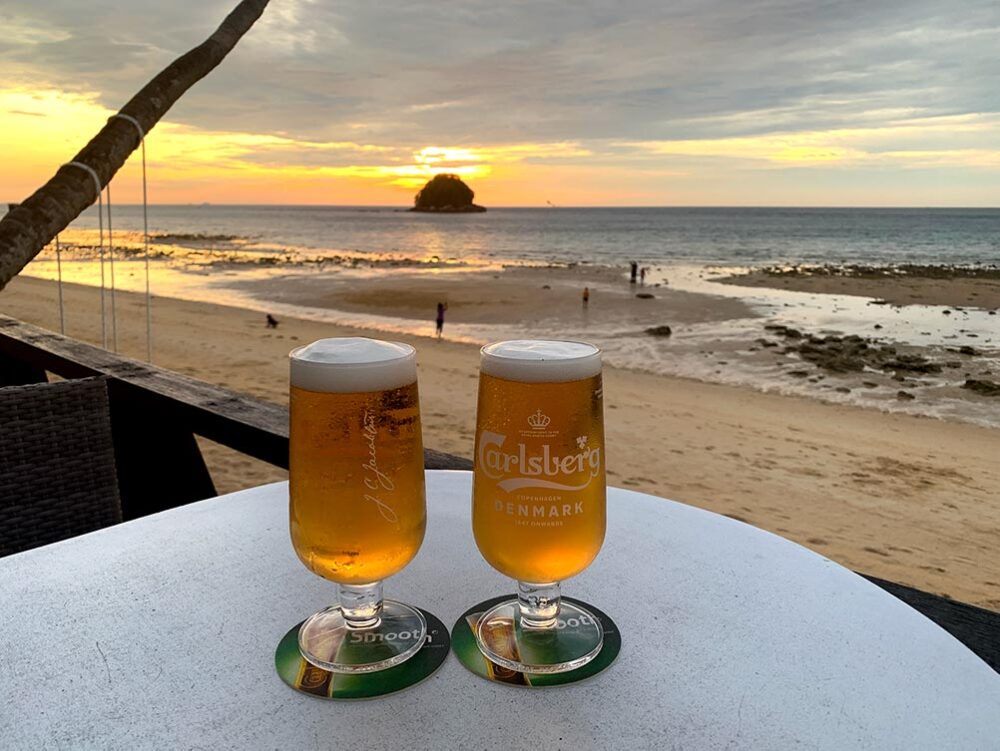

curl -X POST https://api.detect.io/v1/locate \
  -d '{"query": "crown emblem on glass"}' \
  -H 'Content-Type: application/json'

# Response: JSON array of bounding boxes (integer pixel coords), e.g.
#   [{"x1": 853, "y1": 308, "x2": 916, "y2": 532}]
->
[
  {"x1": 527, "y1": 409, "x2": 551, "y2": 430},
  {"x1": 470, "y1": 340, "x2": 607, "y2": 674}
]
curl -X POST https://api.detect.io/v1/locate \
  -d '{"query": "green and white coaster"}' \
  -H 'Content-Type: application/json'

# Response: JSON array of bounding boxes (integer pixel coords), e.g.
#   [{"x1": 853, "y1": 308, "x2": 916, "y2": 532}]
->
[
  {"x1": 451, "y1": 595, "x2": 621, "y2": 687},
  {"x1": 275, "y1": 608, "x2": 450, "y2": 700}
]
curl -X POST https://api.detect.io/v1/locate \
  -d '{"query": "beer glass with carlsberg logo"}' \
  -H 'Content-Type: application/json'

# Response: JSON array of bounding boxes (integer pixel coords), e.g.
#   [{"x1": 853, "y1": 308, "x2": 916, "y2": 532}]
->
[
  {"x1": 289, "y1": 338, "x2": 427, "y2": 673},
  {"x1": 471, "y1": 340, "x2": 606, "y2": 673}
]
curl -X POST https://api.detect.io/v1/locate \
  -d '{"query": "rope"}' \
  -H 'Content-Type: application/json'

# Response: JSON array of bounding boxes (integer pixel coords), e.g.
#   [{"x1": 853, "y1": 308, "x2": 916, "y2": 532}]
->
[
  {"x1": 65, "y1": 161, "x2": 107, "y2": 348},
  {"x1": 55, "y1": 235, "x2": 65, "y2": 334},
  {"x1": 106, "y1": 180, "x2": 118, "y2": 352},
  {"x1": 111, "y1": 113, "x2": 152, "y2": 362}
]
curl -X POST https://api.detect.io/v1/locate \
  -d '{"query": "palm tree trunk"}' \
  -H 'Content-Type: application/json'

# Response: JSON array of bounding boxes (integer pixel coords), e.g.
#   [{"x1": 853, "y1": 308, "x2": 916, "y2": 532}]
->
[{"x1": 0, "y1": 0, "x2": 272, "y2": 291}]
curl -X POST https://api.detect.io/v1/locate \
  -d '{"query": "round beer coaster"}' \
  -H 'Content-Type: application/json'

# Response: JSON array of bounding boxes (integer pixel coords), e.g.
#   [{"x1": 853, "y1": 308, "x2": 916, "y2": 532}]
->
[
  {"x1": 450, "y1": 595, "x2": 621, "y2": 687},
  {"x1": 275, "y1": 608, "x2": 450, "y2": 700}
]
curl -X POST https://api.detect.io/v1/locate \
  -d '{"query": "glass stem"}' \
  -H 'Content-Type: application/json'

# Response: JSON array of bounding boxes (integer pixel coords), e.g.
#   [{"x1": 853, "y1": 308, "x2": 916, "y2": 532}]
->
[
  {"x1": 338, "y1": 581, "x2": 383, "y2": 629},
  {"x1": 517, "y1": 581, "x2": 561, "y2": 629}
]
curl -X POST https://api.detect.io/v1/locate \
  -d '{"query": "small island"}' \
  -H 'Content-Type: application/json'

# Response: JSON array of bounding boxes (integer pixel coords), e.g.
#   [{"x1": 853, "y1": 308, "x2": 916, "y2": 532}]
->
[{"x1": 410, "y1": 174, "x2": 486, "y2": 213}]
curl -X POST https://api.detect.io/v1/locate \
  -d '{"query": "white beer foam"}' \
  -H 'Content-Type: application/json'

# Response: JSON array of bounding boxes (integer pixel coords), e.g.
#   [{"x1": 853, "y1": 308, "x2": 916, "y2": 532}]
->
[
  {"x1": 480, "y1": 339, "x2": 601, "y2": 383},
  {"x1": 290, "y1": 337, "x2": 417, "y2": 393}
]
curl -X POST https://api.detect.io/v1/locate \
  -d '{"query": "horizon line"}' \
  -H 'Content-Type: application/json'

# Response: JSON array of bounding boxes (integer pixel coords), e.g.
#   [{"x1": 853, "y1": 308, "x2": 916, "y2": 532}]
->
[{"x1": 11, "y1": 202, "x2": 998, "y2": 211}]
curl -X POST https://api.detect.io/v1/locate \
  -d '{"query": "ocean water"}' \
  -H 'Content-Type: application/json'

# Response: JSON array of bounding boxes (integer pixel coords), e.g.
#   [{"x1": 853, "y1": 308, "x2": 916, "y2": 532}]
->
[
  {"x1": 19, "y1": 204, "x2": 1000, "y2": 429},
  {"x1": 67, "y1": 205, "x2": 1000, "y2": 268}
]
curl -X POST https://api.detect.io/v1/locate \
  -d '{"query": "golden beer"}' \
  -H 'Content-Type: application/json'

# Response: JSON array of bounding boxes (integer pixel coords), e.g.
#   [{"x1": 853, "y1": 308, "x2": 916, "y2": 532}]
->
[
  {"x1": 289, "y1": 341, "x2": 426, "y2": 586},
  {"x1": 472, "y1": 342, "x2": 606, "y2": 584}
]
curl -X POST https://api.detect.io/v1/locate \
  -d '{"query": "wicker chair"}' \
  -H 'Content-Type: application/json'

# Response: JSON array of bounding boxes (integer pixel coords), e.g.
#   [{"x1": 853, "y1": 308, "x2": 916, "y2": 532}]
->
[{"x1": 0, "y1": 377, "x2": 122, "y2": 556}]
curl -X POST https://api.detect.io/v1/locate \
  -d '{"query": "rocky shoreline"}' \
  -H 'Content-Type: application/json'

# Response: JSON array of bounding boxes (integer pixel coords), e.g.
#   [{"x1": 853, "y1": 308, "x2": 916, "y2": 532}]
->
[
  {"x1": 755, "y1": 324, "x2": 999, "y2": 400},
  {"x1": 409, "y1": 204, "x2": 487, "y2": 213},
  {"x1": 747, "y1": 263, "x2": 1000, "y2": 281}
]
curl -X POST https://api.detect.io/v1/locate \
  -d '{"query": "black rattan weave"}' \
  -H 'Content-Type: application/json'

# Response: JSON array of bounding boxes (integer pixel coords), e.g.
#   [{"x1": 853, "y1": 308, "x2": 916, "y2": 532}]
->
[{"x1": 0, "y1": 377, "x2": 122, "y2": 556}]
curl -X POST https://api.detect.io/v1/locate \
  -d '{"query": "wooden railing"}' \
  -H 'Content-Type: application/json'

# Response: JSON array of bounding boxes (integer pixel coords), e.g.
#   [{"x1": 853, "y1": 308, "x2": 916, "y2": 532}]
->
[
  {"x1": 0, "y1": 314, "x2": 994, "y2": 673},
  {"x1": 0, "y1": 315, "x2": 469, "y2": 520}
]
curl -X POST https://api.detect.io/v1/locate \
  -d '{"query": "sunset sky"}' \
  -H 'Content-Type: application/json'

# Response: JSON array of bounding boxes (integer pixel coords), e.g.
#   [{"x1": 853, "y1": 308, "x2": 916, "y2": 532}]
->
[{"x1": 2, "y1": 0, "x2": 998, "y2": 206}]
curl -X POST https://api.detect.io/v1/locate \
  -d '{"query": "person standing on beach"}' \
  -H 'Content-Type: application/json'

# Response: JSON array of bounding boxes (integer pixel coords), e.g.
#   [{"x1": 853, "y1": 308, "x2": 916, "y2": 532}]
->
[
  {"x1": 630, "y1": 261, "x2": 638, "y2": 284},
  {"x1": 582, "y1": 287, "x2": 590, "y2": 306},
  {"x1": 639, "y1": 267, "x2": 646, "y2": 286},
  {"x1": 435, "y1": 302, "x2": 448, "y2": 339}
]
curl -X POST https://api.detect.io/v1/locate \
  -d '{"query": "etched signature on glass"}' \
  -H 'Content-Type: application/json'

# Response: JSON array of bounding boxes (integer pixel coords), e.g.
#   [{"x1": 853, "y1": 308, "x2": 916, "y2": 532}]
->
[{"x1": 362, "y1": 409, "x2": 399, "y2": 523}]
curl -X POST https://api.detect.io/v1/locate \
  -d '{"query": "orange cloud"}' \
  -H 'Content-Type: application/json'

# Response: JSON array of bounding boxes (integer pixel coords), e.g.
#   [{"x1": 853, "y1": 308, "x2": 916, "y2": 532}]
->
[
  {"x1": 3, "y1": 87, "x2": 998, "y2": 208},
  {"x1": 621, "y1": 113, "x2": 1000, "y2": 168},
  {"x1": 1, "y1": 87, "x2": 595, "y2": 204}
]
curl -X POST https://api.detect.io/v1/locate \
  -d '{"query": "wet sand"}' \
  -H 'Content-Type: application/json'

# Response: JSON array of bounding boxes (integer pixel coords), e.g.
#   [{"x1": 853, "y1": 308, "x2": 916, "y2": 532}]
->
[
  {"x1": 3, "y1": 274, "x2": 999, "y2": 611},
  {"x1": 235, "y1": 264, "x2": 754, "y2": 327},
  {"x1": 718, "y1": 266, "x2": 1000, "y2": 310}
]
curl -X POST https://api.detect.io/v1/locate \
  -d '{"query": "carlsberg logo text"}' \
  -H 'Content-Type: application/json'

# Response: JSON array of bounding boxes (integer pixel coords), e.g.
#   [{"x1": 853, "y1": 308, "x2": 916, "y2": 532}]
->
[{"x1": 478, "y1": 431, "x2": 601, "y2": 493}]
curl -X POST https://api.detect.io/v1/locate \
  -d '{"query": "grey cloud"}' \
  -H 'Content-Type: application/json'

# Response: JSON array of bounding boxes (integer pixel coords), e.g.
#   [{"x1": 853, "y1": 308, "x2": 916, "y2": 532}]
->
[
  {"x1": 7, "y1": 34, "x2": 165, "y2": 75},
  {"x1": 2, "y1": 0, "x2": 998, "y2": 147}
]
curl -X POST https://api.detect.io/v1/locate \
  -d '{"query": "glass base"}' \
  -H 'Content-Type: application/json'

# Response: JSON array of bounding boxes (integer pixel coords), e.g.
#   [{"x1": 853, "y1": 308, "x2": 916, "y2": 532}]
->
[
  {"x1": 475, "y1": 599, "x2": 603, "y2": 674},
  {"x1": 298, "y1": 599, "x2": 427, "y2": 674}
]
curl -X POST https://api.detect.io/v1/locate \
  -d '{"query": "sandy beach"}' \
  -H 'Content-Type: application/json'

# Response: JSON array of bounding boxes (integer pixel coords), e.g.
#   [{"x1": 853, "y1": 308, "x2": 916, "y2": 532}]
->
[{"x1": 3, "y1": 274, "x2": 998, "y2": 610}]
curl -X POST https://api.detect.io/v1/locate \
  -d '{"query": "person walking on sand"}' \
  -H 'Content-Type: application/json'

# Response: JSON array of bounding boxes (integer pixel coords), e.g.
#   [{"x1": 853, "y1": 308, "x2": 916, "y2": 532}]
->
[
  {"x1": 639, "y1": 267, "x2": 646, "y2": 286},
  {"x1": 435, "y1": 302, "x2": 448, "y2": 339},
  {"x1": 582, "y1": 287, "x2": 590, "y2": 306},
  {"x1": 630, "y1": 260, "x2": 638, "y2": 284}
]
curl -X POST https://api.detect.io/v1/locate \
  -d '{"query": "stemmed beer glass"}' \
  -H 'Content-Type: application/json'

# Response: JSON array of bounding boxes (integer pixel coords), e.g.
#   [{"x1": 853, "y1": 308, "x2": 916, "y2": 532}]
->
[
  {"x1": 289, "y1": 337, "x2": 428, "y2": 673},
  {"x1": 471, "y1": 339, "x2": 607, "y2": 673}
]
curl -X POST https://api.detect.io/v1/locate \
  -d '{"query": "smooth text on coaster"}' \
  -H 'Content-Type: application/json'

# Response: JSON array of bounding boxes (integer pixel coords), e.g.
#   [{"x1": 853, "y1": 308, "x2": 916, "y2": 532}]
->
[
  {"x1": 450, "y1": 595, "x2": 621, "y2": 687},
  {"x1": 275, "y1": 608, "x2": 450, "y2": 700}
]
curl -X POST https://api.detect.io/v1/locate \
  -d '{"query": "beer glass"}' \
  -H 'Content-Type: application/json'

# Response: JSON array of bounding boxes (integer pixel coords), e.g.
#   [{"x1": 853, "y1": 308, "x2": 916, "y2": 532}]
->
[
  {"x1": 471, "y1": 339, "x2": 606, "y2": 673},
  {"x1": 289, "y1": 337, "x2": 427, "y2": 673}
]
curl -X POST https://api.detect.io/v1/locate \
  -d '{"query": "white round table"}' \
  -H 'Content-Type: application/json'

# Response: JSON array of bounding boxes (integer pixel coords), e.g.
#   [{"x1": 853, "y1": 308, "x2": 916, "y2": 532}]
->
[{"x1": 0, "y1": 471, "x2": 996, "y2": 749}]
